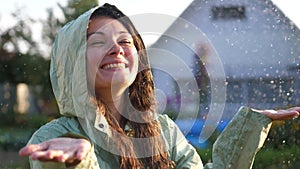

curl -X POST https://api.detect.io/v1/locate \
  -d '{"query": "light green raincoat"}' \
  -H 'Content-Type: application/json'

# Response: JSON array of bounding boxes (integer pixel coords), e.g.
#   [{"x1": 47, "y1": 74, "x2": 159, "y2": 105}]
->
[{"x1": 27, "y1": 6, "x2": 272, "y2": 169}]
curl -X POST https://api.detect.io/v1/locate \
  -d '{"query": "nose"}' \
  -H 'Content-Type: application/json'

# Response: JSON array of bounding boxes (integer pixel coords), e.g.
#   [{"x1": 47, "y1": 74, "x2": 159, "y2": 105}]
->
[{"x1": 107, "y1": 42, "x2": 124, "y2": 56}]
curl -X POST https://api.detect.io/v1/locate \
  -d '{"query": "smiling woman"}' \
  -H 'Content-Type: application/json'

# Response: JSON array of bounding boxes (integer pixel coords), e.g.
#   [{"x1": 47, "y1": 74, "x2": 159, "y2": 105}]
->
[{"x1": 18, "y1": 3, "x2": 299, "y2": 169}]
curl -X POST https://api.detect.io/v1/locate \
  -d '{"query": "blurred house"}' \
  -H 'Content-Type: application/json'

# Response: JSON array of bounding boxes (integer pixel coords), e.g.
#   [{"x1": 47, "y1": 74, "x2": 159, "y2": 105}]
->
[{"x1": 151, "y1": 0, "x2": 300, "y2": 121}]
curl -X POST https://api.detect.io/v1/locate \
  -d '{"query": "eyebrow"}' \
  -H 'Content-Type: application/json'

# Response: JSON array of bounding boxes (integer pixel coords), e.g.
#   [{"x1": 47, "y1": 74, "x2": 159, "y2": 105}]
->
[
  {"x1": 87, "y1": 31, "x2": 131, "y2": 38},
  {"x1": 87, "y1": 31, "x2": 104, "y2": 38}
]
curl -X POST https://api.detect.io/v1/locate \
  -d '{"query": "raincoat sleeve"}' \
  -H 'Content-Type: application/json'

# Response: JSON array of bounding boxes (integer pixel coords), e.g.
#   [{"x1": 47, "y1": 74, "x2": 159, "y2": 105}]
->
[
  {"x1": 171, "y1": 137, "x2": 204, "y2": 169},
  {"x1": 205, "y1": 106, "x2": 272, "y2": 169},
  {"x1": 160, "y1": 115, "x2": 203, "y2": 169},
  {"x1": 26, "y1": 118, "x2": 100, "y2": 169}
]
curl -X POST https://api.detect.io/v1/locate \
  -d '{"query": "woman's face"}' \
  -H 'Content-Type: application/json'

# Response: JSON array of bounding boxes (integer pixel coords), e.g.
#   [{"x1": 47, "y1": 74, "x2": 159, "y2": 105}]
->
[{"x1": 86, "y1": 16, "x2": 139, "y2": 96}]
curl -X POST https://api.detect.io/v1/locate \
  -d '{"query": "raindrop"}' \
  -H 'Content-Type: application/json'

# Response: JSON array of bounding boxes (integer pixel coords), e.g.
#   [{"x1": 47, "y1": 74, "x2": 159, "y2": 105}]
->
[{"x1": 191, "y1": 43, "x2": 196, "y2": 48}]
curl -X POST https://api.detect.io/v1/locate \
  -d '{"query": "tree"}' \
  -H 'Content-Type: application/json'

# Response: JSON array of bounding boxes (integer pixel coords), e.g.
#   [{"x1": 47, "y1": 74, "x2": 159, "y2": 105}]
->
[
  {"x1": 42, "y1": 0, "x2": 98, "y2": 50},
  {"x1": 0, "y1": 9, "x2": 51, "y2": 116},
  {"x1": 0, "y1": 0, "x2": 98, "y2": 114},
  {"x1": 0, "y1": 9, "x2": 45, "y2": 84}
]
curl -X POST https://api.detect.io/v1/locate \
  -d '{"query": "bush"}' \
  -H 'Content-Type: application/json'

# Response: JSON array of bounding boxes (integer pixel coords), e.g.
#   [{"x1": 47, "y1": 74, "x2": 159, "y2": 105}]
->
[
  {"x1": 0, "y1": 127, "x2": 34, "y2": 151},
  {"x1": 0, "y1": 113, "x2": 56, "y2": 151},
  {"x1": 196, "y1": 145, "x2": 300, "y2": 168},
  {"x1": 266, "y1": 118, "x2": 300, "y2": 148},
  {"x1": 253, "y1": 145, "x2": 300, "y2": 169}
]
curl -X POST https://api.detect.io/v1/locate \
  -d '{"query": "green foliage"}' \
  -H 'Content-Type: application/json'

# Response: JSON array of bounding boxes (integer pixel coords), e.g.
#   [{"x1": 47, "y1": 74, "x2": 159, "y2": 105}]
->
[
  {"x1": 0, "y1": 0, "x2": 99, "y2": 116},
  {"x1": 0, "y1": 53, "x2": 50, "y2": 84},
  {"x1": 253, "y1": 145, "x2": 300, "y2": 169},
  {"x1": 197, "y1": 147, "x2": 213, "y2": 164},
  {"x1": 197, "y1": 145, "x2": 300, "y2": 168},
  {"x1": 265, "y1": 118, "x2": 300, "y2": 148},
  {"x1": 0, "y1": 127, "x2": 34, "y2": 151},
  {"x1": 0, "y1": 112, "x2": 56, "y2": 151},
  {"x1": 42, "y1": 0, "x2": 99, "y2": 48},
  {"x1": 0, "y1": 111, "x2": 51, "y2": 129},
  {"x1": 0, "y1": 113, "x2": 49, "y2": 152},
  {"x1": 60, "y1": 0, "x2": 99, "y2": 22},
  {"x1": 0, "y1": 8, "x2": 49, "y2": 86},
  {"x1": 0, "y1": 10, "x2": 37, "y2": 55}
]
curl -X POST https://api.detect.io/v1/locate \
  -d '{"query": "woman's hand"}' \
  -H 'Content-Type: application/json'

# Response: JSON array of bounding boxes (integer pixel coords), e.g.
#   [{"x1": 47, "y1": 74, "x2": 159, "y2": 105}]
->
[
  {"x1": 19, "y1": 137, "x2": 91, "y2": 163},
  {"x1": 253, "y1": 107, "x2": 300, "y2": 121}
]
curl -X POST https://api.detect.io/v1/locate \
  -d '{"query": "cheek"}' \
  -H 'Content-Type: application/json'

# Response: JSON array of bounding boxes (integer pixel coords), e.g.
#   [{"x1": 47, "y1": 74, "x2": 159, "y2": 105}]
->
[
  {"x1": 86, "y1": 48, "x2": 103, "y2": 79},
  {"x1": 126, "y1": 48, "x2": 139, "y2": 69},
  {"x1": 86, "y1": 48, "x2": 104, "y2": 67}
]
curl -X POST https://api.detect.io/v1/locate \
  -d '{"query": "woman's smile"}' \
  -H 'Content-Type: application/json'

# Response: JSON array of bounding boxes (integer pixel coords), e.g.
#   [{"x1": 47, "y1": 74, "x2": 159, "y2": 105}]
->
[{"x1": 102, "y1": 62, "x2": 126, "y2": 70}]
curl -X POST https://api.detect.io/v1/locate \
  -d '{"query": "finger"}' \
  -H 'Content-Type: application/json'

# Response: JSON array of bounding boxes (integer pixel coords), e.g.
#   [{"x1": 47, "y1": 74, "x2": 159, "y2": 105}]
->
[
  {"x1": 286, "y1": 110, "x2": 299, "y2": 118},
  {"x1": 31, "y1": 151, "x2": 50, "y2": 161},
  {"x1": 19, "y1": 143, "x2": 48, "y2": 156},
  {"x1": 31, "y1": 150, "x2": 64, "y2": 161},
  {"x1": 271, "y1": 110, "x2": 299, "y2": 120},
  {"x1": 19, "y1": 146, "x2": 32, "y2": 156},
  {"x1": 75, "y1": 147, "x2": 89, "y2": 160},
  {"x1": 57, "y1": 150, "x2": 76, "y2": 163},
  {"x1": 288, "y1": 107, "x2": 300, "y2": 113},
  {"x1": 75, "y1": 140, "x2": 92, "y2": 160}
]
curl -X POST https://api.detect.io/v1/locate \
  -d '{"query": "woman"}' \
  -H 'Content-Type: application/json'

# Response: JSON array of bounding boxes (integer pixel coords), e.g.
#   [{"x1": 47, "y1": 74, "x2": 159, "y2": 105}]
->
[{"x1": 19, "y1": 3, "x2": 299, "y2": 169}]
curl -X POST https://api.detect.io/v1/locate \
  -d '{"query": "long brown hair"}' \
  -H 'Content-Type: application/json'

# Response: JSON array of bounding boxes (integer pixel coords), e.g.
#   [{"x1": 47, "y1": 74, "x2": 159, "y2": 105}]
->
[{"x1": 90, "y1": 3, "x2": 174, "y2": 169}]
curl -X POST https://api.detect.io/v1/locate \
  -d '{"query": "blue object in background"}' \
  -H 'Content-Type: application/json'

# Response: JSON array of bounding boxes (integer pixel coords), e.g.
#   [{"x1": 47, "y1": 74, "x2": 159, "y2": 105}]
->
[{"x1": 175, "y1": 119, "x2": 230, "y2": 148}]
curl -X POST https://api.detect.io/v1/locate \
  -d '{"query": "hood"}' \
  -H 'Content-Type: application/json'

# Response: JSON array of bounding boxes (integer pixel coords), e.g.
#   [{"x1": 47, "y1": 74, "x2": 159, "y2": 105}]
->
[{"x1": 50, "y1": 7, "x2": 98, "y2": 118}]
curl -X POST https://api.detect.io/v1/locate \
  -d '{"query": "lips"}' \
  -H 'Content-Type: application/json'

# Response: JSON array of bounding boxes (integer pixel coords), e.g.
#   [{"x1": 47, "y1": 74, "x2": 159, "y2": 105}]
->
[{"x1": 101, "y1": 62, "x2": 127, "y2": 70}]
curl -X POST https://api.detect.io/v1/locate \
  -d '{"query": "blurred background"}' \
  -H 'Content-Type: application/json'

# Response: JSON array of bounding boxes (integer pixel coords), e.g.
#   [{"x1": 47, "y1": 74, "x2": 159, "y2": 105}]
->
[{"x1": 0, "y1": 0, "x2": 299, "y2": 168}]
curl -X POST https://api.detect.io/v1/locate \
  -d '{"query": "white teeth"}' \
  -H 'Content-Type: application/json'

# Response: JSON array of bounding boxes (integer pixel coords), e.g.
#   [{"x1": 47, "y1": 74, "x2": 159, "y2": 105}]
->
[{"x1": 102, "y1": 63, "x2": 126, "y2": 70}]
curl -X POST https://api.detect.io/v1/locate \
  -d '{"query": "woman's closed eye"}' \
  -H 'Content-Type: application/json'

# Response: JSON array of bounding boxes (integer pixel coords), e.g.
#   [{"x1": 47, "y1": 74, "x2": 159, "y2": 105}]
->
[
  {"x1": 119, "y1": 39, "x2": 133, "y2": 46},
  {"x1": 91, "y1": 41, "x2": 105, "y2": 46}
]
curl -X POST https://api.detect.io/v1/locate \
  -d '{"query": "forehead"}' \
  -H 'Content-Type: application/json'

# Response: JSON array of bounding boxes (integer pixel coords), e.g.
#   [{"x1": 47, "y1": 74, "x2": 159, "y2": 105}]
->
[{"x1": 87, "y1": 16, "x2": 128, "y2": 35}]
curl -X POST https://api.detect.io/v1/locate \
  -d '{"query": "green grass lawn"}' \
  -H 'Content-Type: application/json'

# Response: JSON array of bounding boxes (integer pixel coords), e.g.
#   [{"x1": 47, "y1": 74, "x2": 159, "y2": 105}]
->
[{"x1": 197, "y1": 145, "x2": 300, "y2": 169}]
